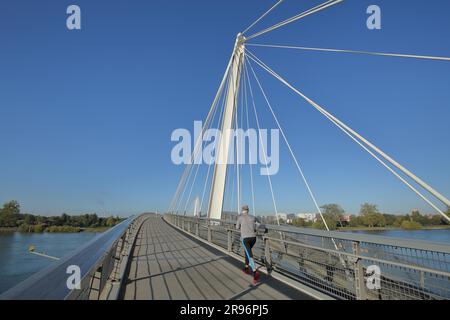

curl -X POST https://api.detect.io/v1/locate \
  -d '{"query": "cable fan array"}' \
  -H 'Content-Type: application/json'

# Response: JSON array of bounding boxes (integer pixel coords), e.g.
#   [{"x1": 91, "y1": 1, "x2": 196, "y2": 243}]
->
[{"x1": 169, "y1": 0, "x2": 450, "y2": 227}]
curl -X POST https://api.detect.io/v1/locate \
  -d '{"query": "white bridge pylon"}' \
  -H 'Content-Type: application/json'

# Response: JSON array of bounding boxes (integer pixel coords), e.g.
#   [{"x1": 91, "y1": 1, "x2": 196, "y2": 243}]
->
[{"x1": 207, "y1": 34, "x2": 246, "y2": 221}]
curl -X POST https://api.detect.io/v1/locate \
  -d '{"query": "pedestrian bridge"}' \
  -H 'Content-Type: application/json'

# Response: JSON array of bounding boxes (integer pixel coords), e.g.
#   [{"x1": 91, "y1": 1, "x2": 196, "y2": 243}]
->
[
  {"x1": 119, "y1": 215, "x2": 309, "y2": 300},
  {"x1": 1, "y1": 212, "x2": 449, "y2": 300},
  {"x1": 2, "y1": 0, "x2": 450, "y2": 302}
]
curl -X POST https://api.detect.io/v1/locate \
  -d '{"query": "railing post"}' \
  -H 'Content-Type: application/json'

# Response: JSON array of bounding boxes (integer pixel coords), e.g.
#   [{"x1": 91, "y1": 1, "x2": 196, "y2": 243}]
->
[
  {"x1": 352, "y1": 241, "x2": 367, "y2": 300},
  {"x1": 207, "y1": 220, "x2": 212, "y2": 242},
  {"x1": 187, "y1": 219, "x2": 191, "y2": 233},
  {"x1": 227, "y1": 229, "x2": 232, "y2": 252},
  {"x1": 420, "y1": 271, "x2": 425, "y2": 289},
  {"x1": 195, "y1": 220, "x2": 199, "y2": 237},
  {"x1": 264, "y1": 237, "x2": 273, "y2": 273}
]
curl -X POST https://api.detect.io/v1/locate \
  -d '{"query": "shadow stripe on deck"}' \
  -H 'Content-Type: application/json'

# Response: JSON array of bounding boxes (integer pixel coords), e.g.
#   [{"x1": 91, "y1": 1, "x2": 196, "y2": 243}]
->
[{"x1": 120, "y1": 215, "x2": 313, "y2": 300}]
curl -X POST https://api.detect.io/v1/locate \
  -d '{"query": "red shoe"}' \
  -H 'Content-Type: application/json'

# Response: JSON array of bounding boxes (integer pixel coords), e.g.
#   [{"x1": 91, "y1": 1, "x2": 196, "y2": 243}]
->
[
  {"x1": 243, "y1": 267, "x2": 251, "y2": 275},
  {"x1": 253, "y1": 271, "x2": 260, "y2": 284}
]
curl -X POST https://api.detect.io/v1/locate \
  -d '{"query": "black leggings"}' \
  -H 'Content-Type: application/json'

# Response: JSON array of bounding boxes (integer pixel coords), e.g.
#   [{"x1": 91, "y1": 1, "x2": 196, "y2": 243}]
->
[{"x1": 242, "y1": 237, "x2": 257, "y2": 267}]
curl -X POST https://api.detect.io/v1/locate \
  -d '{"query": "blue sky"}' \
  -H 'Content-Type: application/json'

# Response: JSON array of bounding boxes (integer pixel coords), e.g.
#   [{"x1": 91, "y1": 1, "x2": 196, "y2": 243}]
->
[{"x1": 0, "y1": 0, "x2": 449, "y2": 217}]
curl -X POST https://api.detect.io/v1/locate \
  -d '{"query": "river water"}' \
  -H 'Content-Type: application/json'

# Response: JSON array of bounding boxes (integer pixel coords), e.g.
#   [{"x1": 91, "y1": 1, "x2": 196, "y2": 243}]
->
[
  {"x1": 0, "y1": 231, "x2": 98, "y2": 295},
  {"x1": 0, "y1": 229, "x2": 448, "y2": 295},
  {"x1": 345, "y1": 228, "x2": 450, "y2": 243}
]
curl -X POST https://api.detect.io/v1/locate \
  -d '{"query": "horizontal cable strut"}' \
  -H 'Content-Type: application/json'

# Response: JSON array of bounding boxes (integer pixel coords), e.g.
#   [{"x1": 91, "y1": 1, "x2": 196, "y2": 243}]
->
[
  {"x1": 246, "y1": 0, "x2": 344, "y2": 41},
  {"x1": 245, "y1": 49, "x2": 450, "y2": 222},
  {"x1": 247, "y1": 43, "x2": 450, "y2": 62},
  {"x1": 242, "y1": 0, "x2": 284, "y2": 34}
]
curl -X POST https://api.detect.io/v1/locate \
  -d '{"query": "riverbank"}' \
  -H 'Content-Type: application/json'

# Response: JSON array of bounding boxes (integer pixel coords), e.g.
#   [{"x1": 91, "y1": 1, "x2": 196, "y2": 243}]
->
[
  {"x1": 337, "y1": 225, "x2": 450, "y2": 232},
  {"x1": 0, "y1": 226, "x2": 110, "y2": 233},
  {"x1": 81, "y1": 226, "x2": 110, "y2": 232}
]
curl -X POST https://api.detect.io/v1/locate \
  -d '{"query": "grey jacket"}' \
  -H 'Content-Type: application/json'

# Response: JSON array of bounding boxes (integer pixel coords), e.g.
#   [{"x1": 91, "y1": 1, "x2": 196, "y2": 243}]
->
[{"x1": 236, "y1": 214, "x2": 260, "y2": 239}]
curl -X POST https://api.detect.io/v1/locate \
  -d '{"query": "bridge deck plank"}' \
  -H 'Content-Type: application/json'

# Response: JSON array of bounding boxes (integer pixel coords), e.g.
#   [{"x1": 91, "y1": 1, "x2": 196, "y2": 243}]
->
[{"x1": 121, "y1": 216, "x2": 313, "y2": 300}]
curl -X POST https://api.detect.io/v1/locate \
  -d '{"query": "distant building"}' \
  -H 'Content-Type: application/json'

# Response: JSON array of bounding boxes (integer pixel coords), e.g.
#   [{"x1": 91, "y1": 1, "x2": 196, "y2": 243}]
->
[
  {"x1": 276, "y1": 213, "x2": 288, "y2": 222},
  {"x1": 340, "y1": 215, "x2": 351, "y2": 222},
  {"x1": 339, "y1": 215, "x2": 352, "y2": 226},
  {"x1": 222, "y1": 211, "x2": 238, "y2": 222},
  {"x1": 286, "y1": 214, "x2": 296, "y2": 223},
  {"x1": 260, "y1": 215, "x2": 278, "y2": 224},
  {"x1": 295, "y1": 213, "x2": 317, "y2": 222}
]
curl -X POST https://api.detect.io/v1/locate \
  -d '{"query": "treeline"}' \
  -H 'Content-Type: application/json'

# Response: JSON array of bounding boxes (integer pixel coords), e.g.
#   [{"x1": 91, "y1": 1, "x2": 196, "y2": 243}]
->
[
  {"x1": 288, "y1": 203, "x2": 449, "y2": 231},
  {"x1": 0, "y1": 200, "x2": 124, "y2": 233}
]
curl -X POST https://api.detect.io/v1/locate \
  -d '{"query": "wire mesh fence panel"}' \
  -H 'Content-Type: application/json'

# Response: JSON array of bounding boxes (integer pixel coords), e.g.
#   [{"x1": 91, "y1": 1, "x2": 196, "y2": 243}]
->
[
  {"x1": 211, "y1": 229, "x2": 228, "y2": 249},
  {"x1": 165, "y1": 214, "x2": 450, "y2": 300}
]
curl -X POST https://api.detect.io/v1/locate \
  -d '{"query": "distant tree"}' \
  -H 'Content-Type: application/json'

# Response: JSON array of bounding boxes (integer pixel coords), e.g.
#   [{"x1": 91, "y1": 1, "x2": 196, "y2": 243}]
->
[
  {"x1": 0, "y1": 200, "x2": 21, "y2": 227},
  {"x1": 360, "y1": 203, "x2": 386, "y2": 227},
  {"x1": 401, "y1": 220, "x2": 422, "y2": 230},
  {"x1": 382, "y1": 214, "x2": 397, "y2": 226},
  {"x1": 320, "y1": 204, "x2": 345, "y2": 219},
  {"x1": 312, "y1": 216, "x2": 338, "y2": 230},
  {"x1": 106, "y1": 216, "x2": 117, "y2": 227},
  {"x1": 33, "y1": 224, "x2": 45, "y2": 233},
  {"x1": 23, "y1": 214, "x2": 36, "y2": 225},
  {"x1": 348, "y1": 215, "x2": 363, "y2": 227},
  {"x1": 360, "y1": 203, "x2": 378, "y2": 216},
  {"x1": 430, "y1": 214, "x2": 449, "y2": 226},
  {"x1": 35, "y1": 215, "x2": 46, "y2": 224},
  {"x1": 89, "y1": 214, "x2": 99, "y2": 226},
  {"x1": 320, "y1": 204, "x2": 345, "y2": 228},
  {"x1": 291, "y1": 217, "x2": 312, "y2": 228},
  {"x1": 49, "y1": 215, "x2": 63, "y2": 226},
  {"x1": 18, "y1": 224, "x2": 32, "y2": 233},
  {"x1": 61, "y1": 213, "x2": 69, "y2": 225},
  {"x1": 444, "y1": 208, "x2": 450, "y2": 225},
  {"x1": 393, "y1": 215, "x2": 406, "y2": 227},
  {"x1": 410, "y1": 209, "x2": 429, "y2": 225}
]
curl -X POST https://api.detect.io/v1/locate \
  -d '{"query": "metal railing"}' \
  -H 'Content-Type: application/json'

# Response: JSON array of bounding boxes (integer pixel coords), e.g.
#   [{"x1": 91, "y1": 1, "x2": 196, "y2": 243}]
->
[
  {"x1": 0, "y1": 213, "x2": 150, "y2": 300},
  {"x1": 164, "y1": 214, "x2": 450, "y2": 300}
]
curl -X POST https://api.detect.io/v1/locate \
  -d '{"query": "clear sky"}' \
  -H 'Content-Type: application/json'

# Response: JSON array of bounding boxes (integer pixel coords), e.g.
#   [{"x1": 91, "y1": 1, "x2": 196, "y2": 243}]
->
[{"x1": 0, "y1": 0, "x2": 449, "y2": 217}]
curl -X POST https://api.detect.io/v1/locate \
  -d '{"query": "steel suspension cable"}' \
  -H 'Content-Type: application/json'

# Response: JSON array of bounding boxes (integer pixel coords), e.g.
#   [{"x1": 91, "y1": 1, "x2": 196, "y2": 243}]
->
[
  {"x1": 246, "y1": 57, "x2": 333, "y2": 232},
  {"x1": 235, "y1": 69, "x2": 243, "y2": 214},
  {"x1": 169, "y1": 54, "x2": 234, "y2": 214},
  {"x1": 247, "y1": 57, "x2": 354, "y2": 261},
  {"x1": 245, "y1": 0, "x2": 344, "y2": 41},
  {"x1": 246, "y1": 50, "x2": 450, "y2": 222},
  {"x1": 199, "y1": 74, "x2": 229, "y2": 217},
  {"x1": 243, "y1": 64, "x2": 257, "y2": 216},
  {"x1": 172, "y1": 78, "x2": 228, "y2": 214},
  {"x1": 243, "y1": 57, "x2": 281, "y2": 226},
  {"x1": 242, "y1": 0, "x2": 284, "y2": 35},
  {"x1": 246, "y1": 43, "x2": 450, "y2": 62},
  {"x1": 183, "y1": 81, "x2": 225, "y2": 215}
]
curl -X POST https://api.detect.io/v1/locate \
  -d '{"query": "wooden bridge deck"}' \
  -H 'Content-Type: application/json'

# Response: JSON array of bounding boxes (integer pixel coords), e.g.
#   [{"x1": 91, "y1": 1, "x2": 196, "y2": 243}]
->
[{"x1": 120, "y1": 216, "x2": 312, "y2": 300}]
